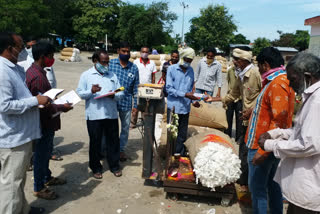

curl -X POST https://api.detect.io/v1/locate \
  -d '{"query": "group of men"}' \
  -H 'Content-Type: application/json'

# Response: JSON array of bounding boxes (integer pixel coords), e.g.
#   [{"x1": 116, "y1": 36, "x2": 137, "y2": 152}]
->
[{"x1": 1, "y1": 30, "x2": 320, "y2": 214}]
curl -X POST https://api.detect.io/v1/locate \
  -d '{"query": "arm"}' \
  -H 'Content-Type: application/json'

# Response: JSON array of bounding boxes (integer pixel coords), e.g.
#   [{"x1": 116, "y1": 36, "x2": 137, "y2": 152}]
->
[
  {"x1": 216, "y1": 64, "x2": 222, "y2": 97},
  {"x1": 45, "y1": 67, "x2": 57, "y2": 88},
  {"x1": 223, "y1": 79, "x2": 241, "y2": 105},
  {"x1": 133, "y1": 65, "x2": 140, "y2": 109},
  {"x1": 76, "y1": 73, "x2": 93, "y2": 100},
  {"x1": 257, "y1": 83, "x2": 293, "y2": 155},
  {"x1": 152, "y1": 62, "x2": 157, "y2": 84},
  {"x1": 194, "y1": 61, "x2": 201, "y2": 82},
  {"x1": 166, "y1": 67, "x2": 187, "y2": 98},
  {"x1": 267, "y1": 128, "x2": 294, "y2": 140}
]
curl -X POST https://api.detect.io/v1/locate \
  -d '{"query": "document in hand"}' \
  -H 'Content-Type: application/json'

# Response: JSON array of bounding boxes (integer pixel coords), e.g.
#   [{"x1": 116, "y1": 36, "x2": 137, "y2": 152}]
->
[
  {"x1": 51, "y1": 90, "x2": 81, "y2": 118},
  {"x1": 94, "y1": 86, "x2": 125, "y2": 100},
  {"x1": 43, "y1": 88, "x2": 64, "y2": 100},
  {"x1": 193, "y1": 93, "x2": 208, "y2": 100}
]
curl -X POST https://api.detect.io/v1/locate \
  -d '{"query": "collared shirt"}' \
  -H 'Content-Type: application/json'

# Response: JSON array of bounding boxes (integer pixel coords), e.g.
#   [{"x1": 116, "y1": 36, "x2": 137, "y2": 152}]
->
[
  {"x1": 76, "y1": 66, "x2": 124, "y2": 120},
  {"x1": 166, "y1": 64, "x2": 194, "y2": 114},
  {"x1": 264, "y1": 80, "x2": 320, "y2": 212},
  {"x1": 238, "y1": 64, "x2": 253, "y2": 82},
  {"x1": 224, "y1": 65, "x2": 262, "y2": 126},
  {"x1": 26, "y1": 63, "x2": 64, "y2": 131},
  {"x1": 133, "y1": 58, "x2": 157, "y2": 84},
  {"x1": 194, "y1": 57, "x2": 222, "y2": 92},
  {"x1": 245, "y1": 70, "x2": 295, "y2": 155},
  {"x1": 109, "y1": 58, "x2": 139, "y2": 111},
  {"x1": 0, "y1": 56, "x2": 40, "y2": 148},
  {"x1": 226, "y1": 67, "x2": 242, "y2": 102}
]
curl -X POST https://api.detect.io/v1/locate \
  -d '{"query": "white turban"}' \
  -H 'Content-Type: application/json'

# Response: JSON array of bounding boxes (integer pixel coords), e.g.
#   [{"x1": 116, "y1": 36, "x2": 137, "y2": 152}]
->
[
  {"x1": 232, "y1": 48, "x2": 252, "y2": 62},
  {"x1": 179, "y1": 47, "x2": 195, "y2": 64}
]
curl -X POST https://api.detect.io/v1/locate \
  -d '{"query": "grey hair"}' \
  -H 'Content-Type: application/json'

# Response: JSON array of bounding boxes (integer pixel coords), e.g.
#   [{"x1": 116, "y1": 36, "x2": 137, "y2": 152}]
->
[{"x1": 287, "y1": 53, "x2": 320, "y2": 79}]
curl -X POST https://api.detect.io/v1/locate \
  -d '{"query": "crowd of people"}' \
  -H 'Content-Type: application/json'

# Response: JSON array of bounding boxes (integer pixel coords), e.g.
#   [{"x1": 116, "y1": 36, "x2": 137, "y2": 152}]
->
[{"x1": 0, "y1": 31, "x2": 320, "y2": 214}]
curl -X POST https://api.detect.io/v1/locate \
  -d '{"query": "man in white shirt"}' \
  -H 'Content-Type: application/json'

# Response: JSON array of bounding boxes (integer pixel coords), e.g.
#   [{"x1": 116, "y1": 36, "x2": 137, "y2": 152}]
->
[
  {"x1": 131, "y1": 47, "x2": 157, "y2": 128},
  {"x1": 259, "y1": 53, "x2": 320, "y2": 214}
]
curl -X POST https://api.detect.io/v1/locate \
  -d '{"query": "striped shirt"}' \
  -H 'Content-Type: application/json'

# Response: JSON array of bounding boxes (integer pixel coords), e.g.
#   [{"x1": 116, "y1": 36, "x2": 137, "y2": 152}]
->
[
  {"x1": 109, "y1": 58, "x2": 139, "y2": 111},
  {"x1": 0, "y1": 56, "x2": 40, "y2": 148},
  {"x1": 245, "y1": 70, "x2": 295, "y2": 155},
  {"x1": 194, "y1": 58, "x2": 222, "y2": 92}
]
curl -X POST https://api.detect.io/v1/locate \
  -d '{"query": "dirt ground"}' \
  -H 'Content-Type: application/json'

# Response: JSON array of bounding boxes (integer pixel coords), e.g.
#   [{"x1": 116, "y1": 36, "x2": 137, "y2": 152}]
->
[{"x1": 24, "y1": 52, "x2": 256, "y2": 214}]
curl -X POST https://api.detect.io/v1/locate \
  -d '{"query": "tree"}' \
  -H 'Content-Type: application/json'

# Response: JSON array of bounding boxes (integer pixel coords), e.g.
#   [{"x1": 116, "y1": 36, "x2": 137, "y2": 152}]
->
[
  {"x1": 272, "y1": 32, "x2": 295, "y2": 47},
  {"x1": 230, "y1": 34, "x2": 250, "y2": 44},
  {"x1": 185, "y1": 4, "x2": 237, "y2": 52},
  {"x1": 0, "y1": 0, "x2": 50, "y2": 38},
  {"x1": 272, "y1": 30, "x2": 310, "y2": 51},
  {"x1": 72, "y1": 0, "x2": 122, "y2": 46},
  {"x1": 293, "y1": 30, "x2": 309, "y2": 51},
  {"x1": 115, "y1": 2, "x2": 177, "y2": 49},
  {"x1": 252, "y1": 37, "x2": 271, "y2": 56}
]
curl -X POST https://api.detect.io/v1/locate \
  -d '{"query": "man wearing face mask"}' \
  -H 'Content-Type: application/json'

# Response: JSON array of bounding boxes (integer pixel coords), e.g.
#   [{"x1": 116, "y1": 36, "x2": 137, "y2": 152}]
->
[
  {"x1": 194, "y1": 47, "x2": 222, "y2": 98},
  {"x1": 166, "y1": 47, "x2": 200, "y2": 155},
  {"x1": 26, "y1": 41, "x2": 73, "y2": 200},
  {"x1": 258, "y1": 53, "x2": 320, "y2": 214},
  {"x1": 245, "y1": 47, "x2": 295, "y2": 214},
  {"x1": 77, "y1": 50, "x2": 124, "y2": 179},
  {"x1": 131, "y1": 46, "x2": 157, "y2": 128},
  {"x1": 0, "y1": 32, "x2": 51, "y2": 214},
  {"x1": 109, "y1": 41, "x2": 139, "y2": 162}
]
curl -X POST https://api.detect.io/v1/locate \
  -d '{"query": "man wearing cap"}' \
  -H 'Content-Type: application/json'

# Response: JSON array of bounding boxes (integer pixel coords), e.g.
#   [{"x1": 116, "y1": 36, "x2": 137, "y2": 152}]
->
[
  {"x1": 166, "y1": 47, "x2": 200, "y2": 155},
  {"x1": 208, "y1": 47, "x2": 262, "y2": 191}
]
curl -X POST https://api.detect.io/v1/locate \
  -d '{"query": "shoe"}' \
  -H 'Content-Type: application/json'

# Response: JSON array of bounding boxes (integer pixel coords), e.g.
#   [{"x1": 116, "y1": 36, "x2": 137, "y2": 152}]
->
[
  {"x1": 120, "y1": 152, "x2": 127, "y2": 162},
  {"x1": 33, "y1": 188, "x2": 57, "y2": 200},
  {"x1": 93, "y1": 172, "x2": 103, "y2": 179},
  {"x1": 29, "y1": 207, "x2": 45, "y2": 214},
  {"x1": 45, "y1": 177, "x2": 66, "y2": 186},
  {"x1": 113, "y1": 170, "x2": 122, "y2": 177}
]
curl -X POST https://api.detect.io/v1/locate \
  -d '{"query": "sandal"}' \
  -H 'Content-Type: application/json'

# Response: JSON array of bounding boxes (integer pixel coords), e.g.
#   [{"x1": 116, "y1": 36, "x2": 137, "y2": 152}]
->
[
  {"x1": 45, "y1": 177, "x2": 67, "y2": 186},
  {"x1": 50, "y1": 154, "x2": 63, "y2": 161},
  {"x1": 93, "y1": 172, "x2": 103, "y2": 179},
  {"x1": 33, "y1": 188, "x2": 57, "y2": 200},
  {"x1": 113, "y1": 170, "x2": 122, "y2": 177}
]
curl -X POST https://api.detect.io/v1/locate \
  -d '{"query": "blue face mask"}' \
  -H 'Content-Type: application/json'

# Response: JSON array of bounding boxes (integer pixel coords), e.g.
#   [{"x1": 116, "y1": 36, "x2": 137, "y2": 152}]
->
[
  {"x1": 95, "y1": 62, "x2": 109, "y2": 74},
  {"x1": 119, "y1": 54, "x2": 130, "y2": 62},
  {"x1": 182, "y1": 61, "x2": 191, "y2": 68}
]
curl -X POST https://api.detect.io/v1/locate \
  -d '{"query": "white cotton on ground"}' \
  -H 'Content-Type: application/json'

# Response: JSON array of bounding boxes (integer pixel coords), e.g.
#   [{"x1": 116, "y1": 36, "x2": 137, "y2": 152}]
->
[{"x1": 193, "y1": 142, "x2": 241, "y2": 191}]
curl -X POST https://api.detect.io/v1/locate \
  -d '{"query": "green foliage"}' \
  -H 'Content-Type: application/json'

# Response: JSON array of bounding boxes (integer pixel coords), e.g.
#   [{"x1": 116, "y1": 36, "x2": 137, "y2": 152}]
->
[
  {"x1": 0, "y1": 0, "x2": 50, "y2": 38},
  {"x1": 185, "y1": 4, "x2": 237, "y2": 52},
  {"x1": 115, "y1": 2, "x2": 177, "y2": 49},
  {"x1": 252, "y1": 37, "x2": 271, "y2": 56},
  {"x1": 230, "y1": 34, "x2": 250, "y2": 44},
  {"x1": 72, "y1": 0, "x2": 122, "y2": 45},
  {"x1": 271, "y1": 30, "x2": 309, "y2": 51}
]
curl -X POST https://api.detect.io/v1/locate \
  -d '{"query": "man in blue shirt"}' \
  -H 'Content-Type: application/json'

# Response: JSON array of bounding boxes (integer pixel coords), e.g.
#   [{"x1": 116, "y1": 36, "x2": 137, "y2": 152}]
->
[
  {"x1": 0, "y1": 32, "x2": 49, "y2": 214},
  {"x1": 166, "y1": 47, "x2": 200, "y2": 155},
  {"x1": 109, "y1": 42, "x2": 139, "y2": 162},
  {"x1": 77, "y1": 50, "x2": 124, "y2": 178}
]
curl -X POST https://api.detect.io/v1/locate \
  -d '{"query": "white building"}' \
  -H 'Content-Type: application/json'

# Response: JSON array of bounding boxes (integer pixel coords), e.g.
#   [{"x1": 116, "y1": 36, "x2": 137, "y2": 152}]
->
[{"x1": 305, "y1": 16, "x2": 320, "y2": 57}]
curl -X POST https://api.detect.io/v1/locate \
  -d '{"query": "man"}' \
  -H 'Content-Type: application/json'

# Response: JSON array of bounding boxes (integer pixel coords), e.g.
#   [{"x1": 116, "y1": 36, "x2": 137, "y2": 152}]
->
[
  {"x1": 166, "y1": 47, "x2": 200, "y2": 155},
  {"x1": 259, "y1": 53, "x2": 320, "y2": 214},
  {"x1": 109, "y1": 41, "x2": 139, "y2": 162},
  {"x1": 225, "y1": 66, "x2": 242, "y2": 142},
  {"x1": 26, "y1": 41, "x2": 73, "y2": 200},
  {"x1": 131, "y1": 47, "x2": 157, "y2": 128},
  {"x1": 245, "y1": 47, "x2": 295, "y2": 214},
  {"x1": 207, "y1": 47, "x2": 262, "y2": 191},
  {"x1": 0, "y1": 32, "x2": 49, "y2": 214},
  {"x1": 194, "y1": 48, "x2": 222, "y2": 97},
  {"x1": 77, "y1": 50, "x2": 124, "y2": 178}
]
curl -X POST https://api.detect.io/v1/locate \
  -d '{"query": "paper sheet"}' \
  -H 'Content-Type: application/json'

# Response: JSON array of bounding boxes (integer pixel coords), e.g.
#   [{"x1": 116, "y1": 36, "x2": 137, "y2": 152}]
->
[
  {"x1": 52, "y1": 90, "x2": 81, "y2": 118},
  {"x1": 43, "y1": 88, "x2": 64, "y2": 99}
]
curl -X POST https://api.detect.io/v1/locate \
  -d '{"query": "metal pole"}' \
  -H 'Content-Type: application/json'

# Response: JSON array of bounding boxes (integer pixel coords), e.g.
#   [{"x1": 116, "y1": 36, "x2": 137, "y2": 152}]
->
[
  {"x1": 105, "y1": 34, "x2": 108, "y2": 51},
  {"x1": 181, "y1": 2, "x2": 188, "y2": 45}
]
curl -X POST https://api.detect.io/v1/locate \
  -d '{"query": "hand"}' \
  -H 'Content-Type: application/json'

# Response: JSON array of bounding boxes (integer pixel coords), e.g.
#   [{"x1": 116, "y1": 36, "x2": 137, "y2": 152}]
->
[
  {"x1": 185, "y1": 92, "x2": 200, "y2": 101},
  {"x1": 91, "y1": 84, "x2": 101, "y2": 93},
  {"x1": 240, "y1": 108, "x2": 253, "y2": 120},
  {"x1": 252, "y1": 152, "x2": 268, "y2": 165},
  {"x1": 204, "y1": 95, "x2": 222, "y2": 102},
  {"x1": 192, "y1": 101, "x2": 200, "y2": 108},
  {"x1": 36, "y1": 95, "x2": 52, "y2": 106},
  {"x1": 62, "y1": 103, "x2": 73, "y2": 112},
  {"x1": 215, "y1": 93, "x2": 221, "y2": 98},
  {"x1": 132, "y1": 108, "x2": 138, "y2": 113},
  {"x1": 258, "y1": 132, "x2": 272, "y2": 150}
]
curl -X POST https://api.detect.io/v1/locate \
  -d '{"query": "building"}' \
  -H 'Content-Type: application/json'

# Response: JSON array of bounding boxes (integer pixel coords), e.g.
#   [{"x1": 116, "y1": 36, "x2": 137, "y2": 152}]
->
[
  {"x1": 305, "y1": 16, "x2": 320, "y2": 57},
  {"x1": 274, "y1": 47, "x2": 298, "y2": 63}
]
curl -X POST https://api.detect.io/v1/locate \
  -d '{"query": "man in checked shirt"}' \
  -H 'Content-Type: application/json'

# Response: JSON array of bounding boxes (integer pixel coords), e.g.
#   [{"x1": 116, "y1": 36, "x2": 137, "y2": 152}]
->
[{"x1": 109, "y1": 41, "x2": 139, "y2": 162}]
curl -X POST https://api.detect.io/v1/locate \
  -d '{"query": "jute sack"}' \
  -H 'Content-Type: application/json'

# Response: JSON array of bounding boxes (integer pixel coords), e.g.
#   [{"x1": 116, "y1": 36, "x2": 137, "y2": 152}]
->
[
  {"x1": 185, "y1": 128, "x2": 236, "y2": 165},
  {"x1": 149, "y1": 55, "x2": 160, "y2": 60},
  {"x1": 156, "y1": 66, "x2": 161, "y2": 71},
  {"x1": 154, "y1": 60, "x2": 161, "y2": 66},
  {"x1": 189, "y1": 103, "x2": 227, "y2": 129},
  {"x1": 59, "y1": 56, "x2": 71, "y2": 61},
  {"x1": 61, "y1": 51, "x2": 73, "y2": 57},
  {"x1": 62, "y1": 47, "x2": 74, "y2": 52}
]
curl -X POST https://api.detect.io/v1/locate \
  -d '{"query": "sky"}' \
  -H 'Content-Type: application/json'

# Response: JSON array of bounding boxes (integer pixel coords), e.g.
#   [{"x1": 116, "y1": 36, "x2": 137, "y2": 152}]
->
[{"x1": 126, "y1": 0, "x2": 319, "y2": 42}]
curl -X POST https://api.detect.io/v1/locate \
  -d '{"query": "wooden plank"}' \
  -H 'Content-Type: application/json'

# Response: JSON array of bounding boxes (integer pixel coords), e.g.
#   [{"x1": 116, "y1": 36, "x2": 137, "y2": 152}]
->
[{"x1": 164, "y1": 187, "x2": 234, "y2": 198}]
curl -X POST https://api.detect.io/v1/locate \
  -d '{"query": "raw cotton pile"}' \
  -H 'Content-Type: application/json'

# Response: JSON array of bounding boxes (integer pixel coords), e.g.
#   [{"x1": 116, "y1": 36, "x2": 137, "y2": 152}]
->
[
  {"x1": 215, "y1": 56, "x2": 228, "y2": 73},
  {"x1": 193, "y1": 142, "x2": 241, "y2": 191}
]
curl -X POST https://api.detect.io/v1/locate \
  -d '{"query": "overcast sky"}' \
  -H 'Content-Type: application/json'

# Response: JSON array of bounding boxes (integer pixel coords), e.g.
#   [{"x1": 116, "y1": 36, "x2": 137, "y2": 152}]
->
[{"x1": 127, "y1": 0, "x2": 319, "y2": 42}]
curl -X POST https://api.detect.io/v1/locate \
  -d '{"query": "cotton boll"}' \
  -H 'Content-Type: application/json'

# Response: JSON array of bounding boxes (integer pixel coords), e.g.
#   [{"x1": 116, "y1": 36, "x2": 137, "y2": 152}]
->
[{"x1": 193, "y1": 142, "x2": 241, "y2": 191}]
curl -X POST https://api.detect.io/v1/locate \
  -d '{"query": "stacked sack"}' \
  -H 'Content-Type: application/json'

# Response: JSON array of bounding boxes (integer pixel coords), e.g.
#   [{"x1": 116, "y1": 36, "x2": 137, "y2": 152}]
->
[
  {"x1": 215, "y1": 55, "x2": 228, "y2": 73},
  {"x1": 59, "y1": 48, "x2": 81, "y2": 62},
  {"x1": 130, "y1": 52, "x2": 171, "y2": 72}
]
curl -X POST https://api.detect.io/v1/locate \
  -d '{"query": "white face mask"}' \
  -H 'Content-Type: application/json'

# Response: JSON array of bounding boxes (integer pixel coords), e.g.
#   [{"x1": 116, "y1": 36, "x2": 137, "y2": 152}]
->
[{"x1": 141, "y1": 53, "x2": 148, "y2": 59}]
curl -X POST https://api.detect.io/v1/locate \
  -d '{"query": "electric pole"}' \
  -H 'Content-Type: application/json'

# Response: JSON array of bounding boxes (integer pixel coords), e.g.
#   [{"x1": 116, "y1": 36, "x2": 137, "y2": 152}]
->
[{"x1": 181, "y1": 1, "x2": 188, "y2": 45}]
